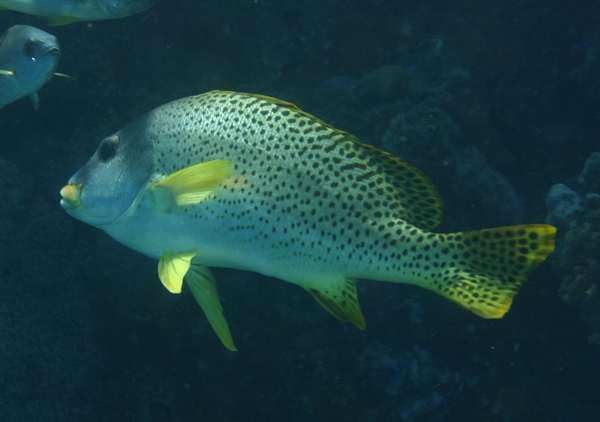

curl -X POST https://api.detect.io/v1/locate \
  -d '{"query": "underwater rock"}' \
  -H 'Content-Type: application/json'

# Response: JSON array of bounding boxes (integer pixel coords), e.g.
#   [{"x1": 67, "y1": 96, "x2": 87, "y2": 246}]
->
[
  {"x1": 584, "y1": 192, "x2": 600, "y2": 210},
  {"x1": 579, "y1": 152, "x2": 600, "y2": 193},
  {"x1": 545, "y1": 183, "x2": 582, "y2": 229},
  {"x1": 551, "y1": 152, "x2": 600, "y2": 347},
  {"x1": 355, "y1": 65, "x2": 419, "y2": 106},
  {"x1": 379, "y1": 105, "x2": 457, "y2": 196},
  {"x1": 454, "y1": 144, "x2": 525, "y2": 226},
  {"x1": 556, "y1": 208, "x2": 600, "y2": 346}
]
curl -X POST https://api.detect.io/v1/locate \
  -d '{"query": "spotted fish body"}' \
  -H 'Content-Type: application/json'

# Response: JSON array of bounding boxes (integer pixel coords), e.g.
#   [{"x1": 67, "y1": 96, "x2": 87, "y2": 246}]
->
[{"x1": 61, "y1": 91, "x2": 556, "y2": 350}]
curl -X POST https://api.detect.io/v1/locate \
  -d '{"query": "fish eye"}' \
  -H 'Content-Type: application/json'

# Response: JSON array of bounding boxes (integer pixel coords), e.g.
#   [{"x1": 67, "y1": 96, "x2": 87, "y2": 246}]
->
[
  {"x1": 97, "y1": 136, "x2": 119, "y2": 162},
  {"x1": 24, "y1": 39, "x2": 38, "y2": 60}
]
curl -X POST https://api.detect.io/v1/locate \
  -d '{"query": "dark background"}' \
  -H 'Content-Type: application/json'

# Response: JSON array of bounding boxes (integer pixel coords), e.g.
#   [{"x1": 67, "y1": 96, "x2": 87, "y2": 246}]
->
[{"x1": 1, "y1": 1, "x2": 599, "y2": 420}]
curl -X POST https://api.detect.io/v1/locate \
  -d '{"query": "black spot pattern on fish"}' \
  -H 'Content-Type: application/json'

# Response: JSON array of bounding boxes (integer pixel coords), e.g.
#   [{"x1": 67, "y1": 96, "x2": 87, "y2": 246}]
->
[{"x1": 145, "y1": 91, "x2": 445, "y2": 268}]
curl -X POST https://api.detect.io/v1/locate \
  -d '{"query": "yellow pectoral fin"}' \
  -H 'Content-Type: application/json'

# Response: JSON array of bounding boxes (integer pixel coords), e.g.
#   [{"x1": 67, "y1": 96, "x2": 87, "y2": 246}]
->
[
  {"x1": 185, "y1": 265, "x2": 237, "y2": 351},
  {"x1": 303, "y1": 277, "x2": 366, "y2": 330},
  {"x1": 151, "y1": 159, "x2": 233, "y2": 211},
  {"x1": 158, "y1": 250, "x2": 197, "y2": 294},
  {"x1": 45, "y1": 15, "x2": 81, "y2": 26}
]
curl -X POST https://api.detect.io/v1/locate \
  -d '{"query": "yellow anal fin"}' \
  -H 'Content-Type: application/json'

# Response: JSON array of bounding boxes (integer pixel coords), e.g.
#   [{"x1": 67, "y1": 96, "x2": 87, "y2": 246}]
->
[
  {"x1": 424, "y1": 224, "x2": 556, "y2": 318},
  {"x1": 151, "y1": 159, "x2": 233, "y2": 211},
  {"x1": 45, "y1": 15, "x2": 81, "y2": 26},
  {"x1": 185, "y1": 265, "x2": 237, "y2": 351},
  {"x1": 158, "y1": 250, "x2": 197, "y2": 294},
  {"x1": 304, "y1": 278, "x2": 366, "y2": 330}
]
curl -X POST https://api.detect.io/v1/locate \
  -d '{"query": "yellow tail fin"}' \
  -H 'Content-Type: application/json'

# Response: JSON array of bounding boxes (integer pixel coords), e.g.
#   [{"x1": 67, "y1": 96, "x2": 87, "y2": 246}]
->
[{"x1": 424, "y1": 224, "x2": 556, "y2": 318}]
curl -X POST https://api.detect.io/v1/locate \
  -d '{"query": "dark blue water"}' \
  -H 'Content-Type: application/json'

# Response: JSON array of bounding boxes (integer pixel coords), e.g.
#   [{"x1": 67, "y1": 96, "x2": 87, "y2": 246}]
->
[{"x1": 1, "y1": 0, "x2": 599, "y2": 420}]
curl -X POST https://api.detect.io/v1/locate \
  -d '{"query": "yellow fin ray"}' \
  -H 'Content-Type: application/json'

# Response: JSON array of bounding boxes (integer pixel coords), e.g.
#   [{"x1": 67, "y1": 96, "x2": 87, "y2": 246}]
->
[
  {"x1": 151, "y1": 159, "x2": 233, "y2": 211},
  {"x1": 423, "y1": 224, "x2": 556, "y2": 318},
  {"x1": 303, "y1": 278, "x2": 366, "y2": 329},
  {"x1": 185, "y1": 265, "x2": 237, "y2": 351},
  {"x1": 158, "y1": 250, "x2": 197, "y2": 294}
]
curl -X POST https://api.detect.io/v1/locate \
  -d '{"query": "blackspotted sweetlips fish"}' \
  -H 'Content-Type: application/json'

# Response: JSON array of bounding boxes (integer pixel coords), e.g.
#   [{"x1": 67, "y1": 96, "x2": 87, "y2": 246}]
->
[
  {"x1": 0, "y1": 25, "x2": 60, "y2": 109},
  {"x1": 0, "y1": 0, "x2": 157, "y2": 26},
  {"x1": 60, "y1": 91, "x2": 556, "y2": 351}
]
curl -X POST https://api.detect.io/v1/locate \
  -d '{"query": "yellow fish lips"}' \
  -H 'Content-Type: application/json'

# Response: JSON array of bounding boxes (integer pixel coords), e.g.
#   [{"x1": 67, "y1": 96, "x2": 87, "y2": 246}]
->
[{"x1": 60, "y1": 183, "x2": 83, "y2": 209}]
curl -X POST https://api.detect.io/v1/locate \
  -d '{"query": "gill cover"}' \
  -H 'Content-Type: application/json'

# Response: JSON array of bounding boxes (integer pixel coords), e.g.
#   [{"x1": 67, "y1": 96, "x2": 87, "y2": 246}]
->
[{"x1": 63, "y1": 115, "x2": 154, "y2": 225}]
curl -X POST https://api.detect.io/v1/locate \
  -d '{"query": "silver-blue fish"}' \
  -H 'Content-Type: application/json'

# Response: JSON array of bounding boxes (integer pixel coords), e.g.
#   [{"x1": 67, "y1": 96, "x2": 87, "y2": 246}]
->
[
  {"x1": 0, "y1": 0, "x2": 158, "y2": 25},
  {"x1": 0, "y1": 25, "x2": 60, "y2": 109}
]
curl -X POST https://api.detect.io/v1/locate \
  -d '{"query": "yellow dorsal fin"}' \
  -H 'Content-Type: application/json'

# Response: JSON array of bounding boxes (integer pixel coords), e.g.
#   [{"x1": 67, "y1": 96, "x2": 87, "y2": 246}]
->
[
  {"x1": 45, "y1": 15, "x2": 81, "y2": 26},
  {"x1": 151, "y1": 159, "x2": 234, "y2": 211},
  {"x1": 158, "y1": 250, "x2": 197, "y2": 293},
  {"x1": 422, "y1": 224, "x2": 556, "y2": 318},
  {"x1": 303, "y1": 277, "x2": 366, "y2": 330},
  {"x1": 185, "y1": 265, "x2": 237, "y2": 351},
  {"x1": 207, "y1": 91, "x2": 443, "y2": 229}
]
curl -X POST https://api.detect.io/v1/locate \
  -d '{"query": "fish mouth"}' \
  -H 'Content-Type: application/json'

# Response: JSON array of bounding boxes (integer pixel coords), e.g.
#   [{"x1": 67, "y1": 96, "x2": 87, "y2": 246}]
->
[{"x1": 60, "y1": 183, "x2": 82, "y2": 210}]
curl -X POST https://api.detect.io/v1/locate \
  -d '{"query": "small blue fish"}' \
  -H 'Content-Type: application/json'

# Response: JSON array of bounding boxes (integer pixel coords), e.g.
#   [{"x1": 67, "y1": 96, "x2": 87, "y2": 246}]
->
[
  {"x1": 0, "y1": 25, "x2": 62, "y2": 109},
  {"x1": 0, "y1": 0, "x2": 158, "y2": 26}
]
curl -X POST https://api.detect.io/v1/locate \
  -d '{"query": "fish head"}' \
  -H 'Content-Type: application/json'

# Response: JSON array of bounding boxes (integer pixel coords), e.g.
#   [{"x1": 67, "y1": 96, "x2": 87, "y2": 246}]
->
[
  {"x1": 3, "y1": 25, "x2": 60, "y2": 85},
  {"x1": 60, "y1": 117, "x2": 155, "y2": 226},
  {"x1": 97, "y1": 0, "x2": 158, "y2": 18}
]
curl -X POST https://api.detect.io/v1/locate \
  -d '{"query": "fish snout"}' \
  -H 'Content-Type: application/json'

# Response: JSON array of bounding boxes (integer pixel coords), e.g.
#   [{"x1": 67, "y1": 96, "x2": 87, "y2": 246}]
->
[{"x1": 60, "y1": 183, "x2": 83, "y2": 209}]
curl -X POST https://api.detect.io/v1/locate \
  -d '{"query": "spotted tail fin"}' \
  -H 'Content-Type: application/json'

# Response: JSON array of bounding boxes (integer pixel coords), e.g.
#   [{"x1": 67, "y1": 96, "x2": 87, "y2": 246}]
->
[{"x1": 422, "y1": 224, "x2": 556, "y2": 318}]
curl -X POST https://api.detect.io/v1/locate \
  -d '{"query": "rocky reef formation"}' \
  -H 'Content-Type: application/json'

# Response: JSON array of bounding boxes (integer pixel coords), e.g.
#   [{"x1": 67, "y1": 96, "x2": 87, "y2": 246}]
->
[{"x1": 547, "y1": 152, "x2": 600, "y2": 346}]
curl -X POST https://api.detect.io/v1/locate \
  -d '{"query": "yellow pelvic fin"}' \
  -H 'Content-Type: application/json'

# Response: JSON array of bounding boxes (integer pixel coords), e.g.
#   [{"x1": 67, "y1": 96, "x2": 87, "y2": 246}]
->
[
  {"x1": 423, "y1": 224, "x2": 556, "y2": 318},
  {"x1": 151, "y1": 159, "x2": 233, "y2": 212},
  {"x1": 45, "y1": 15, "x2": 81, "y2": 26},
  {"x1": 0, "y1": 69, "x2": 15, "y2": 76},
  {"x1": 158, "y1": 250, "x2": 197, "y2": 294},
  {"x1": 303, "y1": 278, "x2": 366, "y2": 330},
  {"x1": 185, "y1": 265, "x2": 237, "y2": 351}
]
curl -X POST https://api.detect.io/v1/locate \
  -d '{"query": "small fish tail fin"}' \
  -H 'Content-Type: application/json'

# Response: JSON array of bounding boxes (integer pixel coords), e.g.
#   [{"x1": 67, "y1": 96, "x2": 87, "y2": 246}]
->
[{"x1": 422, "y1": 224, "x2": 556, "y2": 318}]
